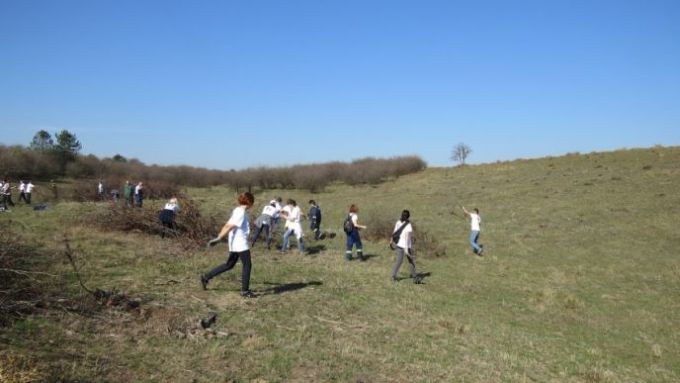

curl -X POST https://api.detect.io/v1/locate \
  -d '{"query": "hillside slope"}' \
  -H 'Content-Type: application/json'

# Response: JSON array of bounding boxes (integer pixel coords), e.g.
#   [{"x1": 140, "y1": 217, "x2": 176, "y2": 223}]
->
[{"x1": 1, "y1": 146, "x2": 678, "y2": 382}]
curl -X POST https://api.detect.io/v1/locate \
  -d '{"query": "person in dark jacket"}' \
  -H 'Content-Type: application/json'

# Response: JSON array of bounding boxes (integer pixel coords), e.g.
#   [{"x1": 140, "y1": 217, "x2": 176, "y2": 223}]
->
[{"x1": 308, "y1": 200, "x2": 322, "y2": 240}]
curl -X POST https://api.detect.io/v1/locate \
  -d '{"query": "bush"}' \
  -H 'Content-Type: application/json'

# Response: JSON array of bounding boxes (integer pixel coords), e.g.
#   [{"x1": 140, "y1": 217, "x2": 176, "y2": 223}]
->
[{"x1": 86, "y1": 194, "x2": 217, "y2": 249}]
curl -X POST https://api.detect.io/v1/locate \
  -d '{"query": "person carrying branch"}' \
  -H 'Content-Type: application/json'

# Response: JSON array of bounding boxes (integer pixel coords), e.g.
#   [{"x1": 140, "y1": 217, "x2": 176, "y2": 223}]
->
[
  {"x1": 462, "y1": 206, "x2": 483, "y2": 255},
  {"x1": 201, "y1": 192, "x2": 256, "y2": 298}
]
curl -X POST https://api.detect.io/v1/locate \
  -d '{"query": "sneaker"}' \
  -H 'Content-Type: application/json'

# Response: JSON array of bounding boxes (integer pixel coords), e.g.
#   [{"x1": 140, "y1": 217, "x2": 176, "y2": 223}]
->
[
  {"x1": 200, "y1": 274, "x2": 209, "y2": 290},
  {"x1": 241, "y1": 290, "x2": 256, "y2": 298},
  {"x1": 477, "y1": 248, "x2": 484, "y2": 256}
]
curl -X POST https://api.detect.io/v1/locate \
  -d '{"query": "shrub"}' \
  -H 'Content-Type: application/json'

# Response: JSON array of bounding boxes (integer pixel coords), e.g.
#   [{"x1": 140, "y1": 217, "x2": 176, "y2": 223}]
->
[{"x1": 362, "y1": 211, "x2": 447, "y2": 258}]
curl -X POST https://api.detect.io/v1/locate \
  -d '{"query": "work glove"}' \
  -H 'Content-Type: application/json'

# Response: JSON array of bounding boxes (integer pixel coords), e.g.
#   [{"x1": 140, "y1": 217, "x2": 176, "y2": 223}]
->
[{"x1": 207, "y1": 237, "x2": 222, "y2": 248}]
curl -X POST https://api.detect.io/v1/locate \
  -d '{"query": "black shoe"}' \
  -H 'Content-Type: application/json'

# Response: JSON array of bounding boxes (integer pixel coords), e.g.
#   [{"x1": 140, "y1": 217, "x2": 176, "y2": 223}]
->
[
  {"x1": 413, "y1": 275, "x2": 423, "y2": 284},
  {"x1": 200, "y1": 274, "x2": 209, "y2": 290},
  {"x1": 391, "y1": 276, "x2": 399, "y2": 282},
  {"x1": 241, "y1": 290, "x2": 256, "y2": 298}
]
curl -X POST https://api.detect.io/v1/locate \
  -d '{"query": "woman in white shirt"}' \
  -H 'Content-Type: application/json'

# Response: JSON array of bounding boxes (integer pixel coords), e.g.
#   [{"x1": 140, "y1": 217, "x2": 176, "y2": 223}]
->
[
  {"x1": 462, "y1": 206, "x2": 483, "y2": 255},
  {"x1": 391, "y1": 210, "x2": 421, "y2": 282},
  {"x1": 201, "y1": 192, "x2": 256, "y2": 298},
  {"x1": 281, "y1": 199, "x2": 304, "y2": 253}
]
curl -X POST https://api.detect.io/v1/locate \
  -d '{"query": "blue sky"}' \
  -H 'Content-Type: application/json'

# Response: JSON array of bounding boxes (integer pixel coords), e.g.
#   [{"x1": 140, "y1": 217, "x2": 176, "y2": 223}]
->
[{"x1": 1, "y1": 0, "x2": 679, "y2": 169}]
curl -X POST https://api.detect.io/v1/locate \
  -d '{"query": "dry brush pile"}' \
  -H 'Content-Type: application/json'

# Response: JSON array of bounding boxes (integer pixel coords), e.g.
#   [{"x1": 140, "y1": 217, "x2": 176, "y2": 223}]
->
[{"x1": 85, "y1": 194, "x2": 218, "y2": 249}]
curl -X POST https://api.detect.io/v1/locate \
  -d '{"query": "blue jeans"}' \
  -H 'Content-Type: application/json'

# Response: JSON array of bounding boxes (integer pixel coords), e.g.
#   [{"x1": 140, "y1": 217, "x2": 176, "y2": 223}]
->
[
  {"x1": 282, "y1": 228, "x2": 304, "y2": 252},
  {"x1": 251, "y1": 224, "x2": 272, "y2": 249},
  {"x1": 469, "y1": 230, "x2": 481, "y2": 253},
  {"x1": 345, "y1": 230, "x2": 364, "y2": 260}
]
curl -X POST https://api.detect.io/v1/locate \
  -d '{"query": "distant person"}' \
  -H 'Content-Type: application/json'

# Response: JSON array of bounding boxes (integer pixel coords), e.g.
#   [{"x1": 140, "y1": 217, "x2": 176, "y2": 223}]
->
[
  {"x1": 250, "y1": 200, "x2": 277, "y2": 250},
  {"x1": 50, "y1": 180, "x2": 58, "y2": 201},
  {"x1": 110, "y1": 188, "x2": 120, "y2": 202},
  {"x1": 159, "y1": 197, "x2": 179, "y2": 238},
  {"x1": 25, "y1": 181, "x2": 35, "y2": 204},
  {"x1": 308, "y1": 200, "x2": 322, "y2": 240},
  {"x1": 462, "y1": 206, "x2": 483, "y2": 255},
  {"x1": 270, "y1": 197, "x2": 283, "y2": 232},
  {"x1": 1, "y1": 179, "x2": 15, "y2": 208},
  {"x1": 123, "y1": 180, "x2": 133, "y2": 207},
  {"x1": 18, "y1": 180, "x2": 28, "y2": 204},
  {"x1": 281, "y1": 199, "x2": 305, "y2": 253},
  {"x1": 134, "y1": 182, "x2": 144, "y2": 207},
  {"x1": 390, "y1": 210, "x2": 421, "y2": 283},
  {"x1": 97, "y1": 180, "x2": 105, "y2": 200},
  {"x1": 344, "y1": 204, "x2": 367, "y2": 261},
  {"x1": 201, "y1": 192, "x2": 256, "y2": 298},
  {"x1": 0, "y1": 179, "x2": 7, "y2": 211}
]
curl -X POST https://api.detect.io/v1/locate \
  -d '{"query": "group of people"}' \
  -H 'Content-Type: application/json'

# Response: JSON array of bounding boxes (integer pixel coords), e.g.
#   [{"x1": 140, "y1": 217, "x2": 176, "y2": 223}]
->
[
  {"x1": 98, "y1": 180, "x2": 145, "y2": 207},
  {"x1": 197, "y1": 192, "x2": 486, "y2": 298},
  {"x1": 1, "y1": 179, "x2": 36, "y2": 211}
]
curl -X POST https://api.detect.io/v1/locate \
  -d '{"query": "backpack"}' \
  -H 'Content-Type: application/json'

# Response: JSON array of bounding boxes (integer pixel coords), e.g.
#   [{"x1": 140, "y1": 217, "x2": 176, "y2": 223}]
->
[{"x1": 343, "y1": 214, "x2": 354, "y2": 234}]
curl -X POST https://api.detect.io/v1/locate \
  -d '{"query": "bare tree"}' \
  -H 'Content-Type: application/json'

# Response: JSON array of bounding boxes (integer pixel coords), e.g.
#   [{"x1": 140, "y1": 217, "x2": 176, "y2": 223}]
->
[{"x1": 451, "y1": 143, "x2": 472, "y2": 166}]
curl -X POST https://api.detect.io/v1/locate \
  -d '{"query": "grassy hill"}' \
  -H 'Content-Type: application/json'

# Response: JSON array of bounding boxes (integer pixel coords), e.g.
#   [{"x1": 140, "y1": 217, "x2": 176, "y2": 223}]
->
[{"x1": 1, "y1": 146, "x2": 679, "y2": 382}]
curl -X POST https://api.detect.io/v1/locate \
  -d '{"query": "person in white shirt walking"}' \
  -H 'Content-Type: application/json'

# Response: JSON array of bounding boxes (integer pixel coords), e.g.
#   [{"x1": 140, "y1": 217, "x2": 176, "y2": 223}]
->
[
  {"x1": 281, "y1": 199, "x2": 304, "y2": 253},
  {"x1": 24, "y1": 181, "x2": 35, "y2": 204},
  {"x1": 391, "y1": 210, "x2": 421, "y2": 283},
  {"x1": 201, "y1": 192, "x2": 256, "y2": 298},
  {"x1": 18, "y1": 181, "x2": 28, "y2": 204},
  {"x1": 462, "y1": 206, "x2": 483, "y2": 255}
]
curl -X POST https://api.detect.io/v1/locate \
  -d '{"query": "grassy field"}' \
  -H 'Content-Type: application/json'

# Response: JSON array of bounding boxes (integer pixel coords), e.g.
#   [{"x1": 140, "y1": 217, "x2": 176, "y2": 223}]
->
[{"x1": 1, "y1": 146, "x2": 679, "y2": 382}]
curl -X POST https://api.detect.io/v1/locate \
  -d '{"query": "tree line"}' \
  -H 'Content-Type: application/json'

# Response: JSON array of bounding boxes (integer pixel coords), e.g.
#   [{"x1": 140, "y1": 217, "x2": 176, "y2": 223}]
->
[{"x1": 1, "y1": 130, "x2": 427, "y2": 192}]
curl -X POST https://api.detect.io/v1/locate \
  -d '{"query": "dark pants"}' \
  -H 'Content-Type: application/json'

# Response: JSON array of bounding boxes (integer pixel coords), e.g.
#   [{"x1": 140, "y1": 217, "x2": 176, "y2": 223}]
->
[
  {"x1": 204, "y1": 250, "x2": 252, "y2": 292},
  {"x1": 345, "y1": 230, "x2": 363, "y2": 260},
  {"x1": 160, "y1": 221, "x2": 177, "y2": 238},
  {"x1": 19, "y1": 192, "x2": 28, "y2": 204},
  {"x1": 25, "y1": 193, "x2": 32, "y2": 204},
  {"x1": 4, "y1": 194, "x2": 14, "y2": 207},
  {"x1": 310, "y1": 221, "x2": 321, "y2": 240},
  {"x1": 251, "y1": 224, "x2": 272, "y2": 249}
]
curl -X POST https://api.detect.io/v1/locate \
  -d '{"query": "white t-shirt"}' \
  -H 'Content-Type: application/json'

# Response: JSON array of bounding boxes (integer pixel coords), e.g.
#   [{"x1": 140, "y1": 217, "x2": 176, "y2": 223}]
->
[
  {"x1": 164, "y1": 202, "x2": 179, "y2": 213},
  {"x1": 283, "y1": 205, "x2": 304, "y2": 237},
  {"x1": 394, "y1": 220, "x2": 413, "y2": 249},
  {"x1": 272, "y1": 202, "x2": 282, "y2": 218},
  {"x1": 227, "y1": 206, "x2": 250, "y2": 252},
  {"x1": 98, "y1": 183, "x2": 104, "y2": 193},
  {"x1": 134, "y1": 184, "x2": 142, "y2": 195},
  {"x1": 25, "y1": 183, "x2": 34, "y2": 193},
  {"x1": 19, "y1": 183, "x2": 25, "y2": 192},
  {"x1": 350, "y1": 212, "x2": 359, "y2": 227},
  {"x1": 262, "y1": 205, "x2": 276, "y2": 217},
  {"x1": 470, "y1": 213, "x2": 481, "y2": 231}
]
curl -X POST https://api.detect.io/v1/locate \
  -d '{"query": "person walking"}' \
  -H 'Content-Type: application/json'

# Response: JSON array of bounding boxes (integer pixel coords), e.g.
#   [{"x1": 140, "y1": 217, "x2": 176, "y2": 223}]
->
[
  {"x1": 159, "y1": 197, "x2": 180, "y2": 238},
  {"x1": 201, "y1": 192, "x2": 256, "y2": 298},
  {"x1": 308, "y1": 200, "x2": 322, "y2": 240},
  {"x1": 134, "y1": 182, "x2": 144, "y2": 207},
  {"x1": 390, "y1": 210, "x2": 421, "y2": 283},
  {"x1": 462, "y1": 206, "x2": 483, "y2": 255},
  {"x1": 123, "y1": 180, "x2": 133, "y2": 207},
  {"x1": 50, "y1": 180, "x2": 58, "y2": 201},
  {"x1": 97, "y1": 180, "x2": 105, "y2": 200},
  {"x1": 24, "y1": 181, "x2": 34, "y2": 204},
  {"x1": 1, "y1": 179, "x2": 15, "y2": 208},
  {"x1": 344, "y1": 204, "x2": 367, "y2": 261},
  {"x1": 250, "y1": 200, "x2": 277, "y2": 250},
  {"x1": 18, "y1": 181, "x2": 28, "y2": 204},
  {"x1": 281, "y1": 199, "x2": 305, "y2": 253}
]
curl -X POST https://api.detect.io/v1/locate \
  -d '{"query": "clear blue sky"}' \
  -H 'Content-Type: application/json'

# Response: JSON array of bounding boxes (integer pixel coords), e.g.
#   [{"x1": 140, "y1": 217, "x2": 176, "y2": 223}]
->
[{"x1": 1, "y1": 0, "x2": 679, "y2": 169}]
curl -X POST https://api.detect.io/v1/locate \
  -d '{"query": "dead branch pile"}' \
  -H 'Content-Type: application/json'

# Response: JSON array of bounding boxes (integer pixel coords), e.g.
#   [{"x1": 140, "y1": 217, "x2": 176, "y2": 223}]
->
[{"x1": 87, "y1": 194, "x2": 218, "y2": 249}]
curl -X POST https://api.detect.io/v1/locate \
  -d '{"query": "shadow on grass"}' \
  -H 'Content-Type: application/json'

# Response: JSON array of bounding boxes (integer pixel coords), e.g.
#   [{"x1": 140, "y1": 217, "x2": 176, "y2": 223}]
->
[
  {"x1": 393, "y1": 272, "x2": 432, "y2": 283},
  {"x1": 259, "y1": 281, "x2": 323, "y2": 295},
  {"x1": 305, "y1": 245, "x2": 326, "y2": 255}
]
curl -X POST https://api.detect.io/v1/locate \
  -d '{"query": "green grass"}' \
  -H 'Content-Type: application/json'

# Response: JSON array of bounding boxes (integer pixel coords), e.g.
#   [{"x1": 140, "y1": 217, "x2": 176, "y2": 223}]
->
[{"x1": 1, "y1": 146, "x2": 679, "y2": 382}]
